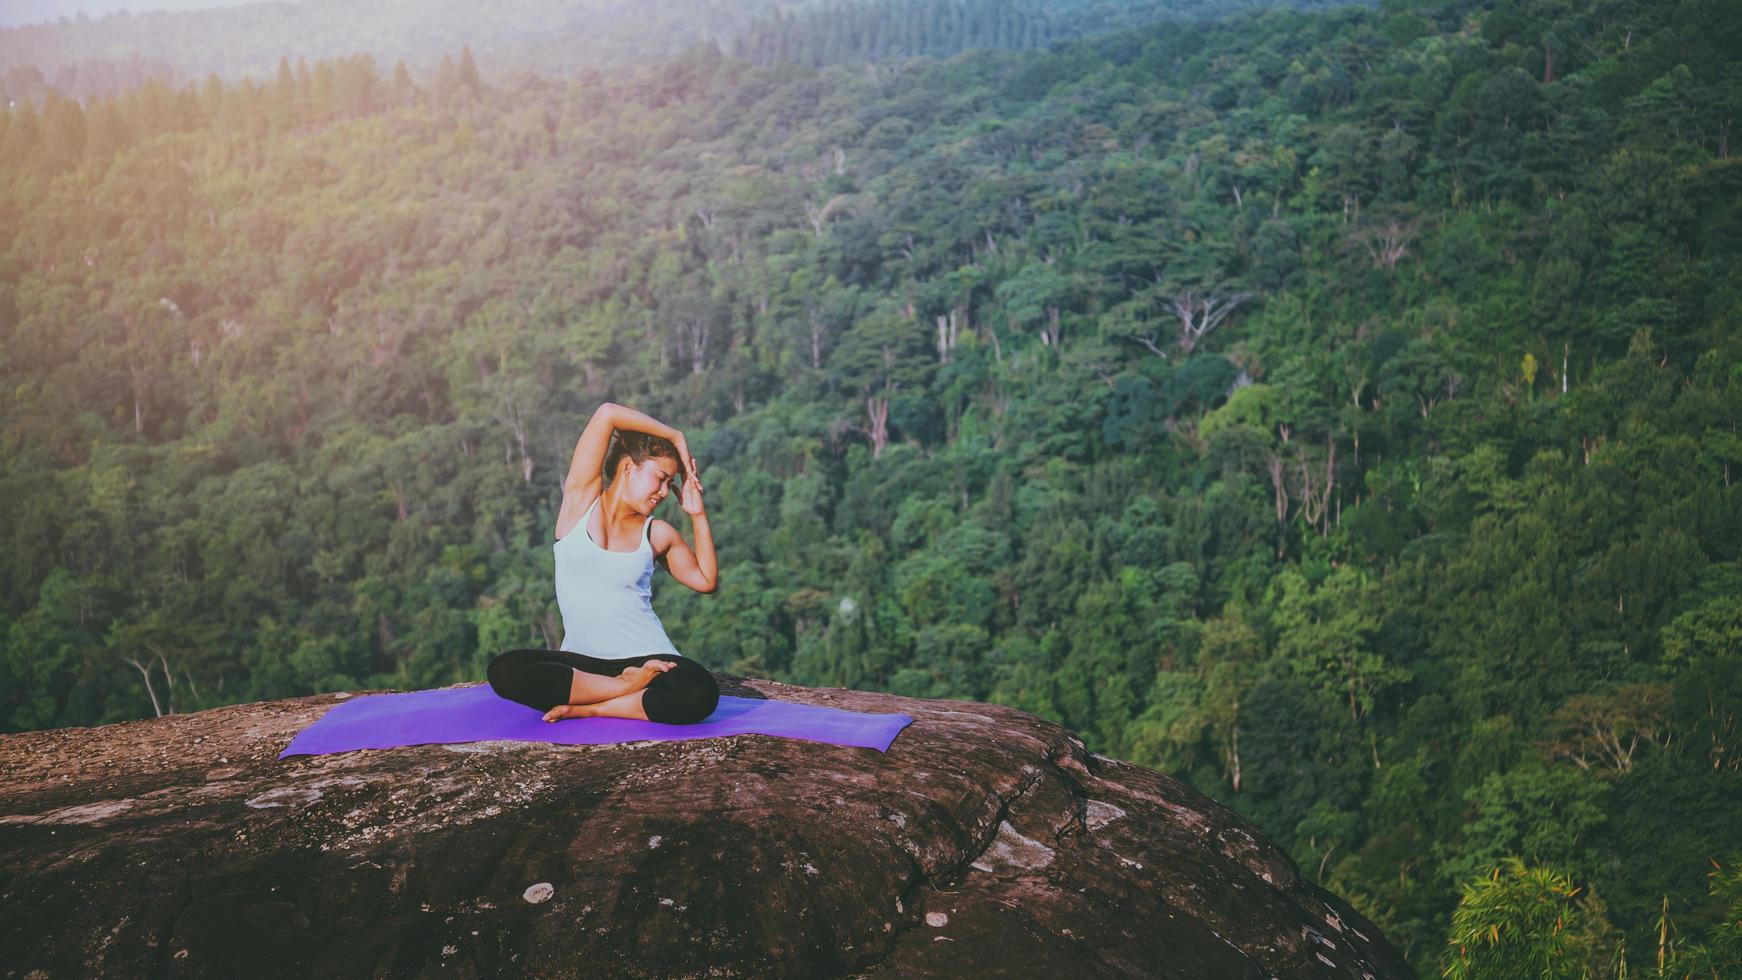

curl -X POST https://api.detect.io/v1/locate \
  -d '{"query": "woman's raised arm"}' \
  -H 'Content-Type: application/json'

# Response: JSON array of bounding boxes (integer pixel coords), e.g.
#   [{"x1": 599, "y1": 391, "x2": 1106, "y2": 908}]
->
[
  {"x1": 562, "y1": 402, "x2": 624, "y2": 494},
  {"x1": 564, "y1": 402, "x2": 700, "y2": 492}
]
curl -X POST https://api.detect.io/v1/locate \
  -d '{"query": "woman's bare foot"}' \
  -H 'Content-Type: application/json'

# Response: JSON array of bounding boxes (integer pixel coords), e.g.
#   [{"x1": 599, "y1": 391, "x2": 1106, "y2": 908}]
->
[
  {"x1": 616, "y1": 660, "x2": 678, "y2": 693},
  {"x1": 543, "y1": 703, "x2": 595, "y2": 722},
  {"x1": 545, "y1": 662, "x2": 675, "y2": 721}
]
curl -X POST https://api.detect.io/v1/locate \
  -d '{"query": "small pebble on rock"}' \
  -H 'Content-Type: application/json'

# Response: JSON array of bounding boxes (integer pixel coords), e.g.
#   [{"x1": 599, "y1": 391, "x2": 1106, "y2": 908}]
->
[
  {"x1": 926, "y1": 912, "x2": 948, "y2": 927},
  {"x1": 524, "y1": 882, "x2": 554, "y2": 904}
]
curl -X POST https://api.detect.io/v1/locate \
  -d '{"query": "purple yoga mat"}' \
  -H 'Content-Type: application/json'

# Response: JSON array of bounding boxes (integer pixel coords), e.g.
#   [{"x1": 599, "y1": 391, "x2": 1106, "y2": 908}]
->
[{"x1": 278, "y1": 683, "x2": 914, "y2": 758}]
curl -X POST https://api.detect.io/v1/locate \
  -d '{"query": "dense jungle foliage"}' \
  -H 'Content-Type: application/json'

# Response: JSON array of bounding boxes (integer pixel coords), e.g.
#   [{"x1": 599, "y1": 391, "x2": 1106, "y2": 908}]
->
[{"x1": 2, "y1": 0, "x2": 1740, "y2": 972}]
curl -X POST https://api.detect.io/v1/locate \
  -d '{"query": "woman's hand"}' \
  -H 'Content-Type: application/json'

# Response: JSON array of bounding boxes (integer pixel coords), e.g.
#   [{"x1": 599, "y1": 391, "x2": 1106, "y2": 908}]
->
[
  {"x1": 679, "y1": 456, "x2": 706, "y2": 516},
  {"x1": 671, "y1": 434, "x2": 702, "y2": 485}
]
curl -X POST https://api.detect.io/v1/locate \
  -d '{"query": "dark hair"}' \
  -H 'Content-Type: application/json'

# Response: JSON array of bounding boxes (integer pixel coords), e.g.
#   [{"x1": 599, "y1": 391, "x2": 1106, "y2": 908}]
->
[{"x1": 603, "y1": 429, "x2": 683, "y2": 487}]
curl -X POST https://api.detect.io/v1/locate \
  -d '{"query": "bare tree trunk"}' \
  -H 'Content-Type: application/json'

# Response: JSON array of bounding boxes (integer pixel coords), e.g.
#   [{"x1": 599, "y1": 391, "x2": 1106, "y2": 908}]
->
[
  {"x1": 1132, "y1": 334, "x2": 1169, "y2": 359},
  {"x1": 688, "y1": 317, "x2": 710, "y2": 375},
  {"x1": 1267, "y1": 451, "x2": 1289, "y2": 554},
  {"x1": 1228, "y1": 700, "x2": 1242, "y2": 793},
  {"x1": 516, "y1": 420, "x2": 533, "y2": 485},
  {"x1": 809, "y1": 310, "x2": 824, "y2": 370},
  {"x1": 1041, "y1": 305, "x2": 1061, "y2": 347},
  {"x1": 1358, "y1": 219, "x2": 1414, "y2": 271},
  {"x1": 935, "y1": 311, "x2": 959, "y2": 363},
  {"x1": 123, "y1": 314, "x2": 149, "y2": 435},
  {"x1": 125, "y1": 656, "x2": 165, "y2": 718},
  {"x1": 805, "y1": 194, "x2": 850, "y2": 237},
  {"x1": 1317, "y1": 843, "x2": 1337, "y2": 884},
  {"x1": 1170, "y1": 289, "x2": 1252, "y2": 353},
  {"x1": 152, "y1": 646, "x2": 176, "y2": 714},
  {"x1": 492, "y1": 391, "x2": 536, "y2": 486},
  {"x1": 866, "y1": 383, "x2": 895, "y2": 458},
  {"x1": 1294, "y1": 437, "x2": 1338, "y2": 537},
  {"x1": 134, "y1": 339, "x2": 161, "y2": 422}
]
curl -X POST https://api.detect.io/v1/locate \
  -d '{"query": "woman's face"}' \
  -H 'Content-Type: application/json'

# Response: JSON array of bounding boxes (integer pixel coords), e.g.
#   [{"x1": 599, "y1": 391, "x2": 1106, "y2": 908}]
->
[{"x1": 622, "y1": 455, "x2": 681, "y2": 513}]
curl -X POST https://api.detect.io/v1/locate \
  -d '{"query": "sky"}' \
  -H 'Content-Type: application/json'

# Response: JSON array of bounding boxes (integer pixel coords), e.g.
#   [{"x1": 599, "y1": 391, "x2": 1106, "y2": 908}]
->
[{"x1": 0, "y1": 0, "x2": 293, "y2": 29}]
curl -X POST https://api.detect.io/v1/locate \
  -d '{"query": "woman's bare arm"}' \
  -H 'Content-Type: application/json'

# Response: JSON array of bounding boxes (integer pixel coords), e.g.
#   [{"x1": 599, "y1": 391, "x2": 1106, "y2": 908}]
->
[
  {"x1": 562, "y1": 402, "x2": 623, "y2": 494},
  {"x1": 558, "y1": 403, "x2": 705, "y2": 542},
  {"x1": 571, "y1": 400, "x2": 700, "y2": 487},
  {"x1": 656, "y1": 476, "x2": 717, "y2": 593}
]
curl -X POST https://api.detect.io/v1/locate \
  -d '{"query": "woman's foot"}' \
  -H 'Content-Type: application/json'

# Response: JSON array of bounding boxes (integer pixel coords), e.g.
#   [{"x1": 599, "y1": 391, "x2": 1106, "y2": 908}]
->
[
  {"x1": 546, "y1": 662, "x2": 675, "y2": 721},
  {"x1": 543, "y1": 703, "x2": 590, "y2": 722},
  {"x1": 543, "y1": 689, "x2": 651, "y2": 723},
  {"x1": 616, "y1": 660, "x2": 678, "y2": 693}
]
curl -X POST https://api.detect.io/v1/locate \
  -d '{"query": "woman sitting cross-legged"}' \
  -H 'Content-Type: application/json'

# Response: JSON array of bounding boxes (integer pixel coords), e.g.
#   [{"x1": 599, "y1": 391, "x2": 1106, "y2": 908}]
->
[{"x1": 487, "y1": 401, "x2": 720, "y2": 725}]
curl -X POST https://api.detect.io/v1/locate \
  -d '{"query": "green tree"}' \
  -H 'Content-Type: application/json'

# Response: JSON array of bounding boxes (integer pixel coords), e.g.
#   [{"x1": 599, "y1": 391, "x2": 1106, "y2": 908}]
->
[{"x1": 1441, "y1": 858, "x2": 1615, "y2": 980}]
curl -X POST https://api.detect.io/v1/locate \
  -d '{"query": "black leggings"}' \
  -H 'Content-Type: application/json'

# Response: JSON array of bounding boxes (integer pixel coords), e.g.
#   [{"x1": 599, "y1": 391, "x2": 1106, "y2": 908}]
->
[{"x1": 486, "y1": 648, "x2": 721, "y2": 725}]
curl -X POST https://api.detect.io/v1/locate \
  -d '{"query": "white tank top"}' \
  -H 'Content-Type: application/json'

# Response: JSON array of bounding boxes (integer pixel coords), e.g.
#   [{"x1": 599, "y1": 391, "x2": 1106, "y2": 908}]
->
[{"x1": 553, "y1": 495, "x2": 682, "y2": 660}]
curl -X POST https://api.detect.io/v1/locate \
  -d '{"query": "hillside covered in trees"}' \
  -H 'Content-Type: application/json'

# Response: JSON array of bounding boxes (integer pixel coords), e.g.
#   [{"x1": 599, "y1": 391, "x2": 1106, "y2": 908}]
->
[
  {"x1": 2, "y1": 0, "x2": 1740, "y2": 973},
  {"x1": 0, "y1": 0, "x2": 1353, "y2": 101}
]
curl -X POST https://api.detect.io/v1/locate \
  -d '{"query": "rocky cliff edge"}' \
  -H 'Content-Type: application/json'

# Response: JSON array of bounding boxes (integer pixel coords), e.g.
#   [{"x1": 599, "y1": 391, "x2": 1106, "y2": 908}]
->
[{"x1": 0, "y1": 675, "x2": 1412, "y2": 978}]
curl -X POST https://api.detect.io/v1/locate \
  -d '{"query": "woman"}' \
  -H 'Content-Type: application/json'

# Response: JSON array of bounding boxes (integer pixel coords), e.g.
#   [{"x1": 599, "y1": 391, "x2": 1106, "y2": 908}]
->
[{"x1": 486, "y1": 402, "x2": 721, "y2": 724}]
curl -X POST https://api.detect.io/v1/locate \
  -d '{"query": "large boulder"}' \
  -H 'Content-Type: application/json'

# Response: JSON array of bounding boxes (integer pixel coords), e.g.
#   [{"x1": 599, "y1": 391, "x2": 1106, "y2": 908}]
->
[{"x1": 0, "y1": 675, "x2": 1412, "y2": 978}]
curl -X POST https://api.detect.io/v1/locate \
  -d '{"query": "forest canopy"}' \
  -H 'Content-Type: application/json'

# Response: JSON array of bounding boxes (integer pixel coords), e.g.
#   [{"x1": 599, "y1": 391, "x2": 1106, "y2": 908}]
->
[{"x1": 2, "y1": 0, "x2": 1740, "y2": 973}]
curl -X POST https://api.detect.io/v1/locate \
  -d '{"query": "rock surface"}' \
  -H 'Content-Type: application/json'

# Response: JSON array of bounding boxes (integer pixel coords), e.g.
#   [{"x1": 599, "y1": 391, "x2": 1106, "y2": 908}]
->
[{"x1": 0, "y1": 675, "x2": 1413, "y2": 978}]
